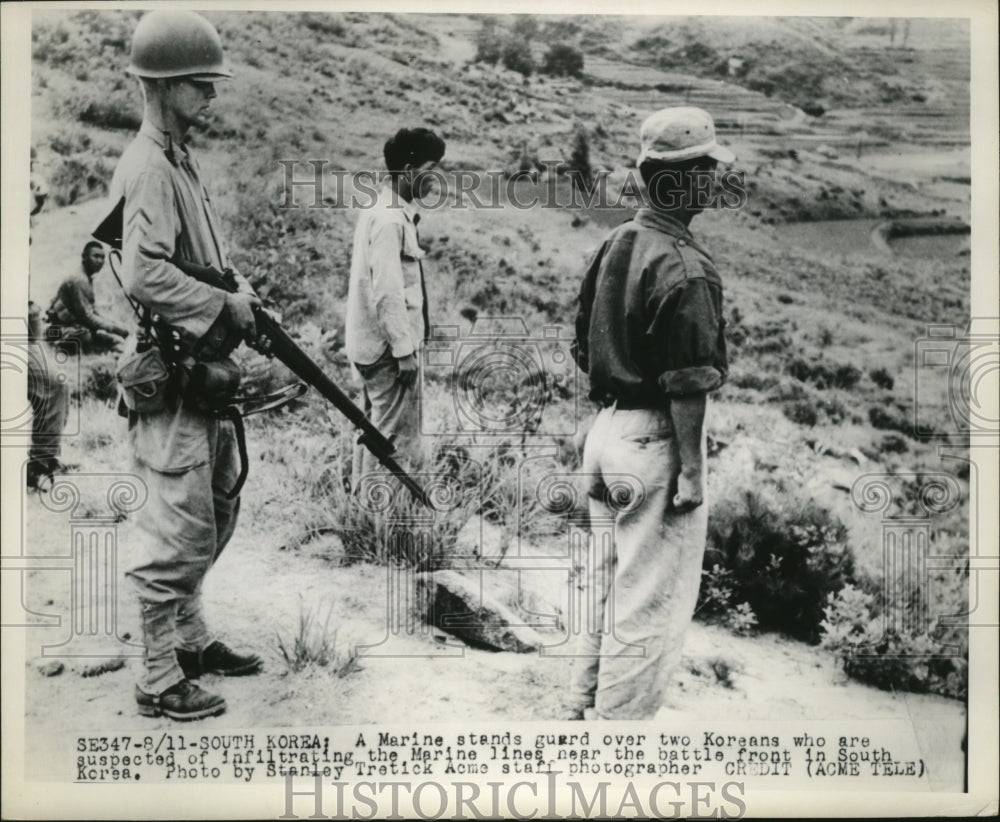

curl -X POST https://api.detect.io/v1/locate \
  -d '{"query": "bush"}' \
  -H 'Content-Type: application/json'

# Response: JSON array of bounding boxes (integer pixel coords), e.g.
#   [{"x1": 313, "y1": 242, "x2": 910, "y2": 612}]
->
[
  {"x1": 501, "y1": 40, "x2": 534, "y2": 77},
  {"x1": 541, "y1": 43, "x2": 584, "y2": 78},
  {"x1": 787, "y1": 357, "x2": 861, "y2": 390},
  {"x1": 783, "y1": 400, "x2": 818, "y2": 426},
  {"x1": 75, "y1": 93, "x2": 142, "y2": 131},
  {"x1": 705, "y1": 489, "x2": 855, "y2": 643},
  {"x1": 879, "y1": 433, "x2": 909, "y2": 454},
  {"x1": 868, "y1": 404, "x2": 912, "y2": 436},
  {"x1": 49, "y1": 154, "x2": 113, "y2": 206},
  {"x1": 870, "y1": 367, "x2": 895, "y2": 390},
  {"x1": 49, "y1": 128, "x2": 92, "y2": 156},
  {"x1": 820, "y1": 585, "x2": 967, "y2": 699},
  {"x1": 300, "y1": 13, "x2": 347, "y2": 37}
]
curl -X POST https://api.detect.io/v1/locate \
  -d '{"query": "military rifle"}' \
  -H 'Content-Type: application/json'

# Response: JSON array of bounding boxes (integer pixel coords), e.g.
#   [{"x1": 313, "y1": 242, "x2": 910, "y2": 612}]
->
[
  {"x1": 93, "y1": 198, "x2": 433, "y2": 508},
  {"x1": 176, "y1": 258, "x2": 434, "y2": 509}
]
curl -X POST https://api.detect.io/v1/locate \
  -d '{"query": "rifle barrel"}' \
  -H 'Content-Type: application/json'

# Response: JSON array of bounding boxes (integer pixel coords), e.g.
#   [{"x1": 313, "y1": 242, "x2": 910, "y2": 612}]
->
[{"x1": 174, "y1": 259, "x2": 433, "y2": 508}]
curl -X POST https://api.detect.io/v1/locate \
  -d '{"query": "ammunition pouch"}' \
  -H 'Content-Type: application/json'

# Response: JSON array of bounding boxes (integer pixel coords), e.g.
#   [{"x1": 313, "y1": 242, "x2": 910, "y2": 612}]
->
[
  {"x1": 116, "y1": 336, "x2": 172, "y2": 415},
  {"x1": 176, "y1": 356, "x2": 242, "y2": 413}
]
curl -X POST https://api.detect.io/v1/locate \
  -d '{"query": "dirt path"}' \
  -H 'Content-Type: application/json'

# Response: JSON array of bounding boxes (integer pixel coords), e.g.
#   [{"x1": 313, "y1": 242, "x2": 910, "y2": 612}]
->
[{"x1": 19, "y1": 465, "x2": 965, "y2": 789}]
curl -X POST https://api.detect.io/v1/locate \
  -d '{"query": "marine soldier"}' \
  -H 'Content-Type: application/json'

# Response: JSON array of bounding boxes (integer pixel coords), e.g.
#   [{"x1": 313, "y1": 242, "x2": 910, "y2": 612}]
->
[{"x1": 107, "y1": 10, "x2": 264, "y2": 720}]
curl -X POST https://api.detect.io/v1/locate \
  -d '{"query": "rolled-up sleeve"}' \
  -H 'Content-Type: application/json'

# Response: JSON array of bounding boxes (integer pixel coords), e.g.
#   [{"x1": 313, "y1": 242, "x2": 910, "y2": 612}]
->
[
  {"x1": 650, "y1": 276, "x2": 727, "y2": 396},
  {"x1": 121, "y1": 170, "x2": 226, "y2": 346},
  {"x1": 368, "y1": 221, "x2": 414, "y2": 358}
]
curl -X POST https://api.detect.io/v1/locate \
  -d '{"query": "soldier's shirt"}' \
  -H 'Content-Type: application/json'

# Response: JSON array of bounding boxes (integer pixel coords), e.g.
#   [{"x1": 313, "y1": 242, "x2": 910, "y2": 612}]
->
[{"x1": 107, "y1": 120, "x2": 252, "y2": 472}]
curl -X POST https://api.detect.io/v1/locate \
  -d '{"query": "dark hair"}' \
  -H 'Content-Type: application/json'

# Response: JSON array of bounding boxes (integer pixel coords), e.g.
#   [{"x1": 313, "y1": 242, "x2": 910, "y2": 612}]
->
[
  {"x1": 639, "y1": 156, "x2": 718, "y2": 210},
  {"x1": 383, "y1": 128, "x2": 445, "y2": 174},
  {"x1": 82, "y1": 240, "x2": 104, "y2": 257}
]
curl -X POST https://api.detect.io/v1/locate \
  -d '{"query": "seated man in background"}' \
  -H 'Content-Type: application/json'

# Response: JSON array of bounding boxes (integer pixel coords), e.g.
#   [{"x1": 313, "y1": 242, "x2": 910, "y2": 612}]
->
[{"x1": 45, "y1": 241, "x2": 128, "y2": 354}]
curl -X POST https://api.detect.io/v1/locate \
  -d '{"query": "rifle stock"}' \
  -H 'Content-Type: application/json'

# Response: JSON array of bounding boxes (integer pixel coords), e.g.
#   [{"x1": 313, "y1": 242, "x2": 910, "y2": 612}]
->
[{"x1": 174, "y1": 259, "x2": 433, "y2": 509}]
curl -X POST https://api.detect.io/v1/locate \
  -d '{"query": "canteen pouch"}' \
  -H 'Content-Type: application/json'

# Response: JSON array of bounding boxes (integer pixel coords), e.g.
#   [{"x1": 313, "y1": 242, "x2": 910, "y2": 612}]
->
[{"x1": 116, "y1": 336, "x2": 172, "y2": 414}]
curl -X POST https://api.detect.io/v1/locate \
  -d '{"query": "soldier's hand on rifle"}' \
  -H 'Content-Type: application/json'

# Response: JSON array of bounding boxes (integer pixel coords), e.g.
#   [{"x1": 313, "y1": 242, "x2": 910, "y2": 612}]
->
[
  {"x1": 249, "y1": 308, "x2": 279, "y2": 358},
  {"x1": 396, "y1": 353, "x2": 418, "y2": 387},
  {"x1": 224, "y1": 291, "x2": 260, "y2": 345}
]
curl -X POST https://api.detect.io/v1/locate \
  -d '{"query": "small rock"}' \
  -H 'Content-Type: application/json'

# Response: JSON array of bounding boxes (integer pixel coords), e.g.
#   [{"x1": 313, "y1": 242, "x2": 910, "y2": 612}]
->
[
  {"x1": 37, "y1": 660, "x2": 64, "y2": 677},
  {"x1": 80, "y1": 657, "x2": 126, "y2": 678},
  {"x1": 414, "y1": 569, "x2": 556, "y2": 653}
]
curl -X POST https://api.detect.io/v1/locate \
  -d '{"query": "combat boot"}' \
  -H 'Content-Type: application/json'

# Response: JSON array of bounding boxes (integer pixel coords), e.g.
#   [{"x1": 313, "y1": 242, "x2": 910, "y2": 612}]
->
[
  {"x1": 135, "y1": 679, "x2": 226, "y2": 720},
  {"x1": 176, "y1": 640, "x2": 262, "y2": 678}
]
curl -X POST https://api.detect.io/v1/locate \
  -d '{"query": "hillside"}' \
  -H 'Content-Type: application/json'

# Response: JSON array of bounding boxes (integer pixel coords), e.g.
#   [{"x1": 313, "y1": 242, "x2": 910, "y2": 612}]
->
[{"x1": 21, "y1": 9, "x2": 972, "y2": 785}]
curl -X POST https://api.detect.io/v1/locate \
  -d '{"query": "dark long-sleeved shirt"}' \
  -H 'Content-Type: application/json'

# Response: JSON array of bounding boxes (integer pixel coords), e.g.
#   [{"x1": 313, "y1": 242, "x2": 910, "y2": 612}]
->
[{"x1": 574, "y1": 208, "x2": 727, "y2": 406}]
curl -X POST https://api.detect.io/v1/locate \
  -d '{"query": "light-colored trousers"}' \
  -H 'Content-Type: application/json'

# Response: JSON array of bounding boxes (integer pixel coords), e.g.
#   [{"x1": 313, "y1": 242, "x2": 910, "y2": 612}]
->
[
  {"x1": 350, "y1": 350, "x2": 422, "y2": 495},
  {"x1": 127, "y1": 418, "x2": 241, "y2": 693},
  {"x1": 569, "y1": 403, "x2": 708, "y2": 719}
]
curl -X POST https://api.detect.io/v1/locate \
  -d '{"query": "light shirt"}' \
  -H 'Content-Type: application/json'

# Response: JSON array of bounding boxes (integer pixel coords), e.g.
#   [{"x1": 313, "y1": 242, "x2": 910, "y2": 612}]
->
[{"x1": 345, "y1": 181, "x2": 427, "y2": 366}]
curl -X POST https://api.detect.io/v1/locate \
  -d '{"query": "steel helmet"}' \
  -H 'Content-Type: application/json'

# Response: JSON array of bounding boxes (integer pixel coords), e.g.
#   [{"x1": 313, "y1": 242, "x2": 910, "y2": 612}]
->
[{"x1": 127, "y1": 10, "x2": 233, "y2": 81}]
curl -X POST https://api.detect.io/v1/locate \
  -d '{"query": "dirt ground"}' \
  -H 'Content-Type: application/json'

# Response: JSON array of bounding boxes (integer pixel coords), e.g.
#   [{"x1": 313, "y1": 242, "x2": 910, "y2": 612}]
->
[{"x1": 17, "y1": 458, "x2": 965, "y2": 791}]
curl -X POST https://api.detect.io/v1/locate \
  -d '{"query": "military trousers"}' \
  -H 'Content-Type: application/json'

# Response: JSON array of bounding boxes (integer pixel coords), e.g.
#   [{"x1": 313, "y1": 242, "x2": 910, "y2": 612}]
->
[{"x1": 126, "y1": 415, "x2": 241, "y2": 694}]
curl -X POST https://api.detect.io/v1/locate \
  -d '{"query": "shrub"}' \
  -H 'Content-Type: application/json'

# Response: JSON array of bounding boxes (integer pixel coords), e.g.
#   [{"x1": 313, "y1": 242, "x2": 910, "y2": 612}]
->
[
  {"x1": 783, "y1": 400, "x2": 818, "y2": 426},
  {"x1": 879, "y1": 433, "x2": 909, "y2": 454},
  {"x1": 300, "y1": 13, "x2": 346, "y2": 37},
  {"x1": 542, "y1": 44, "x2": 584, "y2": 78},
  {"x1": 501, "y1": 40, "x2": 534, "y2": 77},
  {"x1": 49, "y1": 155, "x2": 113, "y2": 206},
  {"x1": 870, "y1": 367, "x2": 895, "y2": 390},
  {"x1": 705, "y1": 489, "x2": 855, "y2": 643},
  {"x1": 727, "y1": 602, "x2": 758, "y2": 636},
  {"x1": 832, "y1": 364, "x2": 862, "y2": 389},
  {"x1": 77, "y1": 359, "x2": 118, "y2": 403},
  {"x1": 75, "y1": 93, "x2": 142, "y2": 131},
  {"x1": 868, "y1": 404, "x2": 912, "y2": 436},
  {"x1": 49, "y1": 128, "x2": 92, "y2": 156},
  {"x1": 787, "y1": 357, "x2": 861, "y2": 391},
  {"x1": 820, "y1": 585, "x2": 967, "y2": 699},
  {"x1": 510, "y1": 15, "x2": 540, "y2": 42}
]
